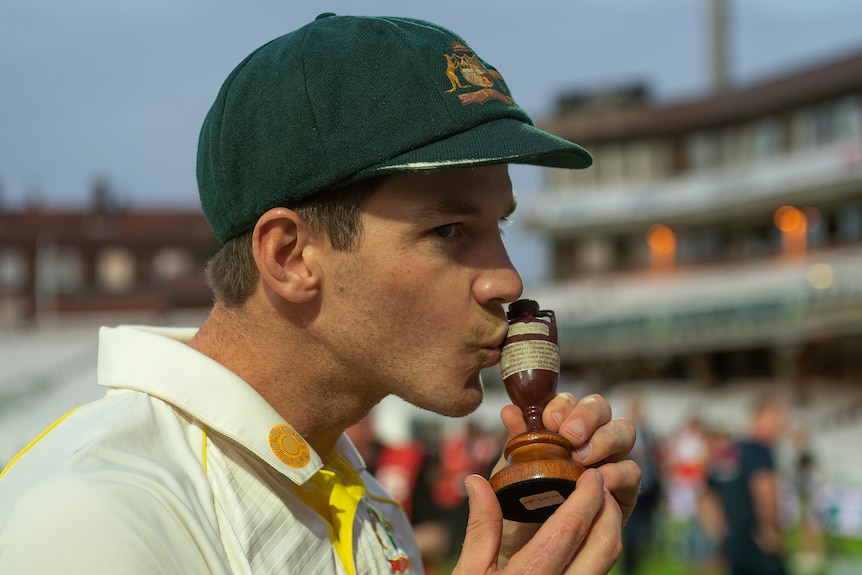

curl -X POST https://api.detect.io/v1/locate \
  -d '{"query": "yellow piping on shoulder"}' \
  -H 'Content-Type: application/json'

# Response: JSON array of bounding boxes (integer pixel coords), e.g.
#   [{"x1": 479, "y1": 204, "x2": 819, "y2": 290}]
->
[{"x1": 0, "y1": 407, "x2": 80, "y2": 479}]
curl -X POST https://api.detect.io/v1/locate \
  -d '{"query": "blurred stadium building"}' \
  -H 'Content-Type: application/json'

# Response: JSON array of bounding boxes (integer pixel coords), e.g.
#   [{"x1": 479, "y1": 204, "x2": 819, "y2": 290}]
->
[
  {"x1": 526, "y1": 50, "x2": 862, "y2": 395},
  {"x1": 518, "y1": 49, "x2": 862, "y2": 521},
  {"x1": 0, "y1": 180, "x2": 217, "y2": 325}
]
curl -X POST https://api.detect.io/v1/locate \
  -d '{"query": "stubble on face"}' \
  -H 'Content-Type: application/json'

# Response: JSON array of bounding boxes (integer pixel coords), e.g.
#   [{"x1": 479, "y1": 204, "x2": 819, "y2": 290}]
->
[{"x1": 320, "y1": 166, "x2": 518, "y2": 418}]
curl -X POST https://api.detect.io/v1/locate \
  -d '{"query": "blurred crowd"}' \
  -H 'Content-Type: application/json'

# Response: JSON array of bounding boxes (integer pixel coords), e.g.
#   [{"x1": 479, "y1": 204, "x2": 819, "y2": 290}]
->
[
  {"x1": 615, "y1": 392, "x2": 830, "y2": 575},
  {"x1": 349, "y1": 391, "x2": 841, "y2": 575},
  {"x1": 347, "y1": 416, "x2": 504, "y2": 574}
]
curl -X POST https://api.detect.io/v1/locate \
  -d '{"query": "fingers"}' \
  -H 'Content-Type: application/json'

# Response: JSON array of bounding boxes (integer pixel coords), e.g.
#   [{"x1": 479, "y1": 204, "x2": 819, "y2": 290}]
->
[
  {"x1": 542, "y1": 392, "x2": 581, "y2": 432},
  {"x1": 563, "y1": 483, "x2": 624, "y2": 574},
  {"x1": 542, "y1": 394, "x2": 636, "y2": 467},
  {"x1": 570, "y1": 417, "x2": 637, "y2": 466},
  {"x1": 543, "y1": 394, "x2": 611, "y2": 442},
  {"x1": 451, "y1": 475, "x2": 502, "y2": 575},
  {"x1": 595, "y1": 459, "x2": 641, "y2": 526},
  {"x1": 501, "y1": 469, "x2": 612, "y2": 574},
  {"x1": 455, "y1": 471, "x2": 624, "y2": 575}
]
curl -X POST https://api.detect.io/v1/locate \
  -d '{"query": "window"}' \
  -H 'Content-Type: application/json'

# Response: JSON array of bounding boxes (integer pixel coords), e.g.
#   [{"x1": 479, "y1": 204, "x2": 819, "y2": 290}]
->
[
  {"x1": 686, "y1": 131, "x2": 722, "y2": 172},
  {"x1": 793, "y1": 98, "x2": 858, "y2": 149},
  {"x1": 37, "y1": 245, "x2": 83, "y2": 294},
  {"x1": 596, "y1": 144, "x2": 625, "y2": 184},
  {"x1": 96, "y1": 247, "x2": 135, "y2": 292},
  {"x1": 836, "y1": 202, "x2": 862, "y2": 243},
  {"x1": 152, "y1": 248, "x2": 194, "y2": 284},
  {"x1": 625, "y1": 141, "x2": 656, "y2": 181},
  {"x1": 677, "y1": 227, "x2": 724, "y2": 264},
  {"x1": 547, "y1": 165, "x2": 597, "y2": 191},
  {"x1": 0, "y1": 249, "x2": 25, "y2": 290},
  {"x1": 750, "y1": 117, "x2": 783, "y2": 160}
]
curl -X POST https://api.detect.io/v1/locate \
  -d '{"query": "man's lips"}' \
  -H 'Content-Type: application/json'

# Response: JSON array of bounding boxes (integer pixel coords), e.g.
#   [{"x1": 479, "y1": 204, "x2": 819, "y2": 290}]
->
[
  {"x1": 478, "y1": 329, "x2": 508, "y2": 364},
  {"x1": 491, "y1": 327, "x2": 508, "y2": 350},
  {"x1": 478, "y1": 346, "x2": 502, "y2": 368}
]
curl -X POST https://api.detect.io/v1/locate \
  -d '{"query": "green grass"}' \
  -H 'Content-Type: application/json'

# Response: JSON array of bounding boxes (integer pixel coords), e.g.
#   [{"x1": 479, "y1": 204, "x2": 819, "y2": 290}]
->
[
  {"x1": 437, "y1": 516, "x2": 862, "y2": 574},
  {"x1": 608, "y1": 516, "x2": 862, "y2": 575}
]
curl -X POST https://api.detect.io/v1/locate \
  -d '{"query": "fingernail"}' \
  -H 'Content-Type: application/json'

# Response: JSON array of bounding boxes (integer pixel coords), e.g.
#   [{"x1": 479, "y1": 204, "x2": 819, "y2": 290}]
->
[
  {"x1": 575, "y1": 442, "x2": 591, "y2": 460},
  {"x1": 558, "y1": 392, "x2": 578, "y2": 407},
  {"x1": 464, "y1": 478, "x2": 476, "y2": 499},
  {"x1": 580, "y1": 468, "x2": 601, "y2": 486}
]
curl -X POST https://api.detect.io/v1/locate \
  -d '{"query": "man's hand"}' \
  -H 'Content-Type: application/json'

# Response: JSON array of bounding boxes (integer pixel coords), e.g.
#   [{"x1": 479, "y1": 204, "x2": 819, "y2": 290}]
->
[
  {"x1": 512, "y1": 393, "x2": 640, "y2": 524},
  {"x1": 454, "y1": 469, "x2": 621, "y2": 574},
  {"x1": 452, "y1": 393, "x2": 640, "y2": 574}
]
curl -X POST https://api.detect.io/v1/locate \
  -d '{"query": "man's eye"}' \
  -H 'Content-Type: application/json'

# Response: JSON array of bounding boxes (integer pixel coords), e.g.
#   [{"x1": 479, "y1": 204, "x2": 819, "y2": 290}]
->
[{"x1": 433, "y1": 224, "x2": 456, "y2": 238}]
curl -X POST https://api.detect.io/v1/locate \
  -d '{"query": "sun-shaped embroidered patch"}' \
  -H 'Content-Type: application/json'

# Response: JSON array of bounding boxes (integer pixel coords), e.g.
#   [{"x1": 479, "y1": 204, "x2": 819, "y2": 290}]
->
[{"x1": 269, "y1": 424, "x2": 311, "y2": 468}]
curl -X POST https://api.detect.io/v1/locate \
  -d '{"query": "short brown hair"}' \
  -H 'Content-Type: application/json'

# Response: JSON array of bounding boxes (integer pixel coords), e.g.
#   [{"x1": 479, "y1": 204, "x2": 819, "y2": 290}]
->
[{"x1": 205, "y1": 178, "x2": 381, "y2": 307}]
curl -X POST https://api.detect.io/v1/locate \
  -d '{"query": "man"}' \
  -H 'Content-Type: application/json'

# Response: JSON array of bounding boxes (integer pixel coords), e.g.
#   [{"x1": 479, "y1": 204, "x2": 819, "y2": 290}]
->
[
  {"x1": 703, "y1": 394, "x2": 789, "y2": 575},
  {"x1": 0, "y1": 14, "x2": 639, "y2": 574}
]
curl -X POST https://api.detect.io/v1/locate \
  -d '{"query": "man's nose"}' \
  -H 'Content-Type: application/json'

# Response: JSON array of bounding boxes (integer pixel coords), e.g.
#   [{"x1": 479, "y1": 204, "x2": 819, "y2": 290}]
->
[{"x1": 474, "y1": 246, "x2": 523, "y2": 305}]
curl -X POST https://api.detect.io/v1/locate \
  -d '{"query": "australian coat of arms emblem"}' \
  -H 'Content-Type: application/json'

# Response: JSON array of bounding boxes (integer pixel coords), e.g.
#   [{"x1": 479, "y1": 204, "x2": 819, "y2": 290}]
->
[{"x1": 444, "y1": 42, "x2": 514, "y2": 106}]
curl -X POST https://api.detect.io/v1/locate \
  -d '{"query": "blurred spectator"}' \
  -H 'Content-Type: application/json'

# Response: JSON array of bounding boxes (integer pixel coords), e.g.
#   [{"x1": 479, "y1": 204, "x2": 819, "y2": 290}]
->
[
  {"x1": 665, "y1": 415, "x2": 713, "y2": 563},
  {"x1": 347, "y1": 417, "x2": 503, "y2": 574},
  {"x1": 412, "y1": 420, "x2": 502, "y2": 573},
  {"x1": 792, "y1": 426, "x2": 825, "y2": 574},
  {"x1": 621, "y1": 395, "x2": 663, "y2": 574},
  {"x1": 347, "y1": 418, "x2": 443, "y2": 571},
  {"x1": 666, "y1": 415, "x2": 709, "y2": 516},
  {"x1": 431, "y1": 421, "x2": 499, "y2": 511},
  {"x1": 697, "y1": 427, "x2": 735, "y2": 571},
  {"x1": 702, "y1": 393, "x2": 789, "y2": 575},
  {"x1": 374, "y1": 439, "x2": 427, "y2": 520},
  {"x1": 344, "y1": 415, "x2": 382, "y2": 471}
]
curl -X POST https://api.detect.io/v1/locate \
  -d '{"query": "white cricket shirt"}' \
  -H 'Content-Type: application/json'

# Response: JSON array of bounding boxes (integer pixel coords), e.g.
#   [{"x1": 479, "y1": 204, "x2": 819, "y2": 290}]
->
[{"x1": 0, "y1": 325, "x2": 422, "y2": 574}]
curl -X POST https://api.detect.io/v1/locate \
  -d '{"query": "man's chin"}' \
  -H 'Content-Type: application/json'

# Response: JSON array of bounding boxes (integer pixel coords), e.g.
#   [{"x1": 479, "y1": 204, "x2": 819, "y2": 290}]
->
[
  {"x1": 408, "y1": 386, "x2": 485, "y2": 419},
  {"x1": 436, "y1": 383, "x2": 485, "y2": 418}
]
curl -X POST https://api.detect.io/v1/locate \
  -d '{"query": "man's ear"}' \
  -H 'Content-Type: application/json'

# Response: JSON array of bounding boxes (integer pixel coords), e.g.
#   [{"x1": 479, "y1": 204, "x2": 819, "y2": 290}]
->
[{"x1": 252, "y1": 208, "x2": 322, "y2": 304}]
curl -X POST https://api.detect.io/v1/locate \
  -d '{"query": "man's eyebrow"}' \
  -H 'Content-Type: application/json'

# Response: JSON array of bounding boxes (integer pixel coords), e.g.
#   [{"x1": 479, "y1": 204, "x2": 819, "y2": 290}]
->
[{"x1": 411, "y1": 195, "x2": 518, "y2": 220}]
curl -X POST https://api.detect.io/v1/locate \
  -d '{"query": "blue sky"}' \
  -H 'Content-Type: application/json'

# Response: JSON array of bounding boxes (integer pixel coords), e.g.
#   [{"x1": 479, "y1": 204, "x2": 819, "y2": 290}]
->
[{"x1": 2, "y1": 1, "x2": 862, "y2": 283}]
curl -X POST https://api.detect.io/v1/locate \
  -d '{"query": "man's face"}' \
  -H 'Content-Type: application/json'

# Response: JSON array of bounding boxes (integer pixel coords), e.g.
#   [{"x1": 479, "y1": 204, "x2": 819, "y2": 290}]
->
[{"x1": 317, "y1": 164, "x2": 523, "y2": 417}]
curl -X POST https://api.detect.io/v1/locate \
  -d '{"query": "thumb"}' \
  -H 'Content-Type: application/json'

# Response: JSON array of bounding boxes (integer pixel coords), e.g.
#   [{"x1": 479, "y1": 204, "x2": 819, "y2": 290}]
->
[
  {"x1": 451, "y1": 475, "x2": 502, "y2": 575},
  {"x1": 500, "y1": 404, "x2": 527, "y2": 440}
]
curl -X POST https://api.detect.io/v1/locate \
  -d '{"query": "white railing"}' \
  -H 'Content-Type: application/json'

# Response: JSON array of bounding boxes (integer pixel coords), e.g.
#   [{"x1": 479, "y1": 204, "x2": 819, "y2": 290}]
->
[
  {"x1": 525, "y1": 138, "x2": 862, "y2": 232},
  {"x1": 523, "y1": 246, "x2": 862, "y2": 359}
]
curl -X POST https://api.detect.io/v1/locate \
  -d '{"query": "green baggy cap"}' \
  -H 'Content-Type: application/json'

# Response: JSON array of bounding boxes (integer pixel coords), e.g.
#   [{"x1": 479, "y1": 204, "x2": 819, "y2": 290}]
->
[{"x1": 197, "y1": 13, "x2": 592, "y2": 244}]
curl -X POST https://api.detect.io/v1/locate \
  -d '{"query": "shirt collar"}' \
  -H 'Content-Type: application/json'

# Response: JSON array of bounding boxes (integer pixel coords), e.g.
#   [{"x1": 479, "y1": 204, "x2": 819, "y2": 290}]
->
[{"x1": 97, "y1": 325, "x2": 367, "y2": 484}]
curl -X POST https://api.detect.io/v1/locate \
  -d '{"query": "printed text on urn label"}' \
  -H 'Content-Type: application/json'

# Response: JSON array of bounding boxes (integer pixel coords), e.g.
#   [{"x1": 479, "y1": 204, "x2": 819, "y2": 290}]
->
[{"x1": 500, "y1": 340, "x2": 560, "y2": 379}]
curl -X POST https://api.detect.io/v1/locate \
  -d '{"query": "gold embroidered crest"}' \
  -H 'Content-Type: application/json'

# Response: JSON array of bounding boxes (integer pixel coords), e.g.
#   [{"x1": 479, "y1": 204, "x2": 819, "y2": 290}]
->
[
  {"x1": 444, "y1": 42, "x2": 514, "y2": 105},
  {"x1": 269, "y1": 424, "x2": 311, "y2": 468}
]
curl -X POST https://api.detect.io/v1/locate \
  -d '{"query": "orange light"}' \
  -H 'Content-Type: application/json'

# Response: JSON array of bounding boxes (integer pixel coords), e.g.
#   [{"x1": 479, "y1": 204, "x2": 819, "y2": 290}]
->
[
  {"x1": 647, "y1": 224, "x2": 676, "y2": 255},
  {"x1": 775, "y1": 205, "x2": 808, "y2": 257},
  {"x1": 774, "y1": 206, "x2": 806, "y2": 233}
]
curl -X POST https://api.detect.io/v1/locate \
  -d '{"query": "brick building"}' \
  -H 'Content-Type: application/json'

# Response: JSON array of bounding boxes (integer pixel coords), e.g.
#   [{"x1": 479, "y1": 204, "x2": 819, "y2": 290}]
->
[{"x1": 0, "y1": 184, "x2": 218, "y2": 325}]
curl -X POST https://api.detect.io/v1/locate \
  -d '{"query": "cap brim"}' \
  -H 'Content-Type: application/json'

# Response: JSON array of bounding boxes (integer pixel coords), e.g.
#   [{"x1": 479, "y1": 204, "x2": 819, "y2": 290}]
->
[{"x1": 354, "y1": 118, "x2": 592, "y2": 180}]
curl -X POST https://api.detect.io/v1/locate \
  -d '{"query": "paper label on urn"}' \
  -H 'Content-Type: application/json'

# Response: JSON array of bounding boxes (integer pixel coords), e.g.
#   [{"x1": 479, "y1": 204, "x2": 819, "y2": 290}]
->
[
  {"x1": 500, "y1": 340, "x2": 560, "y2": 379},
  {"x1": 506, "y1": 322, "x2": 550, "y2": 338},
  {"x1": 520, "y1": 490, "x2": 565, "y2": 510}
]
